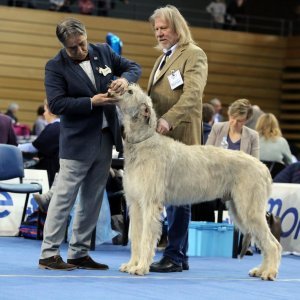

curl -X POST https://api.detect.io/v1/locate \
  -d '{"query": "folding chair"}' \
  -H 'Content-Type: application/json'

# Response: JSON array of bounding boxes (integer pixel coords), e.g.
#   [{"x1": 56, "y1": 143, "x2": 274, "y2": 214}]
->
[{"x1": 0, "y1": 144, "x2": 42, "y2": 238}]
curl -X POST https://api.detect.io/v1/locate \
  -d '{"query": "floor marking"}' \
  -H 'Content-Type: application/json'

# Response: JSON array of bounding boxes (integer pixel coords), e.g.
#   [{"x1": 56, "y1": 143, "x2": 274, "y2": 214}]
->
[{"x1": 0, "y1": 274, "x2": 299, "y2": 282}]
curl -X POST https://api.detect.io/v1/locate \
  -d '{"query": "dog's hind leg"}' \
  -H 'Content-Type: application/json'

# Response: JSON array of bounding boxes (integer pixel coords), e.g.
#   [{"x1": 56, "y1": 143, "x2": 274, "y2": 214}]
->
[
  {"x1": 120, "y1": 202, "x2": 143, "y2": 273},
  {"x1": 127, "y1": 202, "x2": 163, "y2": 275},
  {"x1": 229, "y1": 194, "x2": 281, "y2": 280},
  {"x1": 249, "y1": 219, "x2": 281, "y2": 281}
]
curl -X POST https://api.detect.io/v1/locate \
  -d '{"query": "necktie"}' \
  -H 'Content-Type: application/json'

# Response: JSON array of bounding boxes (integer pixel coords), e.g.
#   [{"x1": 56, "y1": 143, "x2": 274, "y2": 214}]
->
[{"x1": 159, "y1": 50, "x2": 172, "y2": 70}]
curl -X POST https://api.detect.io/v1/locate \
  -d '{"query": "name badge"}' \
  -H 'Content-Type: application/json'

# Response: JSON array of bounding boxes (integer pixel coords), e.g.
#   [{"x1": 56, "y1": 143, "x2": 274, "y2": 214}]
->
[
  {"x1": 99, "y1": 65, "x2": 112, "y2": 76},
  {"x1": 167, "y1": 70, "x2": 183, "y2": 90}
]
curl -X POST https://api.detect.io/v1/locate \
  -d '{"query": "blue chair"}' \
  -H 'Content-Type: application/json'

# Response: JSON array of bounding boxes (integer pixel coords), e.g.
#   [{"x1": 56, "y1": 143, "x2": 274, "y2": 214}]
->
[{"x1": 0, "y1": 144, "x2": 42, "y2": 237}]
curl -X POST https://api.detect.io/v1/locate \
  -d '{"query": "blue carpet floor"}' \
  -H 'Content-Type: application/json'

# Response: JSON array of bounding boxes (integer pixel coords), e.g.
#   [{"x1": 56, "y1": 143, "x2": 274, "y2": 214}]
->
[{"x1": 0, "y1": 237, "x2": 299, "y2": 300}]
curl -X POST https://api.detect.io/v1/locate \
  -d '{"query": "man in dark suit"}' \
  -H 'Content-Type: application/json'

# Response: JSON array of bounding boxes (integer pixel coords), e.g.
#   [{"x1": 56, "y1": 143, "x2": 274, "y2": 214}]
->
[
  {"x1": 0, "y1": 113, "x2": 17, "y2": 145},
  {"x1": 147, "y1": 5, "x2": 208, "y2": 272},
  {"x1": 39, "y1": 18, "x2": 141, "y2": 271}
]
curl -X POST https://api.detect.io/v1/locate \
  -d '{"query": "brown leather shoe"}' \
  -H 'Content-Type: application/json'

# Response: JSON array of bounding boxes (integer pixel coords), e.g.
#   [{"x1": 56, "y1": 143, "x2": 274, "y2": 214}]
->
[
  {"x1": 39, "y1": 255, "x2": 77, "y2": 271},
  {"x1": 67, "y1": 256, "x2": 109, "y2": 270}
]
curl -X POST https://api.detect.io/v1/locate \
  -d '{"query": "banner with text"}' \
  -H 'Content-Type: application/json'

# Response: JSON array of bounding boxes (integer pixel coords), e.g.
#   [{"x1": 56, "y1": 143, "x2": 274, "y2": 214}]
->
[
  {"x1": 0, "y1": 169, "x2": 49, "y2": 236},
  {"x1": 269, "y1": 183, "x2": 300, "y2": 255}
]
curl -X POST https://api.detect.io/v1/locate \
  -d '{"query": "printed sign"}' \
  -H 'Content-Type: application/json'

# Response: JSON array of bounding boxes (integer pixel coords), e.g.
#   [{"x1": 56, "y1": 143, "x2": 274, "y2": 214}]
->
[
  {"x1": 268, "y1": 183, "x2": 300, "y2": 255},
  {"x1": 0, "y1": 170, "x2": 49, "y2": 236}
]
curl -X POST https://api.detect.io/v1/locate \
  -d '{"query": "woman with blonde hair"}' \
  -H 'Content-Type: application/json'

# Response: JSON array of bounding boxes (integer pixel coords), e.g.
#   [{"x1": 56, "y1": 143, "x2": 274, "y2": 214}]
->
[{"x1": 255, "y1": 113, "x2": 293, "y2": 165}]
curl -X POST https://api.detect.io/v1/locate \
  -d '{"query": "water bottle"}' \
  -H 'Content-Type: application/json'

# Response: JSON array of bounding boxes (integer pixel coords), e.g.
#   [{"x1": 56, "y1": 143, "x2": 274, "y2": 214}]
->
[{"x1": 220, "y1": 136, "x2": 228, "y2": 149}]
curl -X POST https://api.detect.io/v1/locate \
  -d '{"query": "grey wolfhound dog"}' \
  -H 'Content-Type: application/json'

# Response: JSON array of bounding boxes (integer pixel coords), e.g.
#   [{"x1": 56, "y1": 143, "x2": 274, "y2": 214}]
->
[{"x1": 114, "y1": 84, "x2": 281, "y2": 280}]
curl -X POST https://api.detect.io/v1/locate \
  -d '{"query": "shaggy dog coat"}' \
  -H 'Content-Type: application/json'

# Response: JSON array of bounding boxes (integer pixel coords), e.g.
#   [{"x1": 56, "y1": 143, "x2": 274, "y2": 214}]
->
[{"x1": 115, "y1": 84, "x2": 281, "y2": 280}]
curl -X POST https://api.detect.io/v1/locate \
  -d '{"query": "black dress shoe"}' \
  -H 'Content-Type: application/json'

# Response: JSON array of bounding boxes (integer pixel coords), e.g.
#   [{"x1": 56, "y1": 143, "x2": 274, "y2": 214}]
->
[
  {"x1": 182, "y1": 261, "x2": 189, "y2": 271},
  {"x1": 67, "y1": 256, "x2": 109, "y2": 270},
  {"x1": 150, "y1": 256, "x2": 182, "y2": 273},
  {"x1": 39, "y1": 255, "x2": 77, "y2": 271}
]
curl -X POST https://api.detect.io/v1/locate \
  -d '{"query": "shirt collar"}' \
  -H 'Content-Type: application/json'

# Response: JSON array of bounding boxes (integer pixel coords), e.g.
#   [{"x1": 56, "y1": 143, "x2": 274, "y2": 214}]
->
[{"x1": 163, "y1": 44, "x2": 177, "y2": 56}]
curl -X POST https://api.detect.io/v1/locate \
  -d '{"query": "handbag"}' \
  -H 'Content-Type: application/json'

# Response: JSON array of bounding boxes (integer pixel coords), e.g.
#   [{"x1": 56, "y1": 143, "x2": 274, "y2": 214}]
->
[{"x1": 266, "y1": 212, "x2": 281, "y2": 242}]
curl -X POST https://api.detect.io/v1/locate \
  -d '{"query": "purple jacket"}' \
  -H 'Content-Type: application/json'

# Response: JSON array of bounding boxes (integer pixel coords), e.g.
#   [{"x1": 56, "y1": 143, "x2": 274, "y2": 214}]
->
[{"x1": 0, "y1": 113, "x2": 17, "y2": 145}]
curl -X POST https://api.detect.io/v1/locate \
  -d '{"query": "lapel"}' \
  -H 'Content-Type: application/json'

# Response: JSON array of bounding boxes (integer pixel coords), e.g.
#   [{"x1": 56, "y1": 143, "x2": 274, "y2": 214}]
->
[
  {"x1": 240, "y1": 126, "x2": 249, "y2": 153},
  {"x1": 88, "y1": 46, "x2": 106, "y2": 92},
  {"x1": 147, "y1": 45, "x2": 186, "y2": 93},
  {"x1": 220, "y1": 122, "x2": 230, "y2": 141},
  {"x1": 147, "y1": 54, "x2": 162, "y2": 94},
  {"x1": 63, "y1": 45, "x2": 101, "y2": 94}
]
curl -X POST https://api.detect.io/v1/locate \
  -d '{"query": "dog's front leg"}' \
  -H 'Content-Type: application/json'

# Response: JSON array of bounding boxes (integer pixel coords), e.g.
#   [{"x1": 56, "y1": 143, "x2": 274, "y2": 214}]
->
[
  {"x1": 120, "y1": 202, "x2": 143, "y2": 273},
  {"x1": 128, "y1": 202, "x2": 162, "y2": 276}
]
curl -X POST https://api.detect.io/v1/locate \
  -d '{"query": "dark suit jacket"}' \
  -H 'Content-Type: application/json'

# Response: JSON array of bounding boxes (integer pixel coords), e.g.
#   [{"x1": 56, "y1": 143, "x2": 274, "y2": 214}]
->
[
  {"x1": 33, "y1": 121, "x2": 60, "y2": 185},
  {"x1": 0, "y1": 113, "x2": 17, "y2": 145},
  {"x1": 45, "y1": 43, "x2": 141, "y2": 160}
]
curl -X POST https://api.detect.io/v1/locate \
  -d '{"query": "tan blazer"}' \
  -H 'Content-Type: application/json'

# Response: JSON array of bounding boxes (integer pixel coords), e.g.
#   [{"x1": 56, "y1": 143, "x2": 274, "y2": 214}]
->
[
  {"x1": 206, "y1": 121, "x2": 260, "y2": 158},
  {"x1": 147, "y1": 43, "x2": 208, "y2": 145}
]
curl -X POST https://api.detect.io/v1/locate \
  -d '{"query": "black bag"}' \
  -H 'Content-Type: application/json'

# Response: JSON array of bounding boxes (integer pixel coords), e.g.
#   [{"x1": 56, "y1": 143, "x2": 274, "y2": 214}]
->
[{"x1": 266, "y1": 212, "x2": 281, "y2": 242}]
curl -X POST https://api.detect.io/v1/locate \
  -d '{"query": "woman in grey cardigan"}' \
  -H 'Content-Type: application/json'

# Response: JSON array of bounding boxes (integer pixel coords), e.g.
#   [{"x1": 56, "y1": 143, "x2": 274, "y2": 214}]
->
[{"x1": 206, "y1": 98, "x2": 259, "y2": 158}]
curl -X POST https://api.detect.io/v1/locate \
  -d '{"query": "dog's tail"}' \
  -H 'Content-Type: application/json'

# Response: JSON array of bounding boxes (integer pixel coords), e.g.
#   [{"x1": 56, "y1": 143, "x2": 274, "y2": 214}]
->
[{"x1": 239, "y1": 233, "x2": 251, "y2": 259}]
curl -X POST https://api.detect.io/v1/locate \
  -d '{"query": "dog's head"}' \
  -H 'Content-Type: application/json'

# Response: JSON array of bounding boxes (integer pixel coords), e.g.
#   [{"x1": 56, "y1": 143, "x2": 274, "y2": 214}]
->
[
  {"x1": 115, "y1": 84, "x2": 155, "y2": 121},
  {"x1": 112, "y1": 84, "x2": 157, "y2": 140}
]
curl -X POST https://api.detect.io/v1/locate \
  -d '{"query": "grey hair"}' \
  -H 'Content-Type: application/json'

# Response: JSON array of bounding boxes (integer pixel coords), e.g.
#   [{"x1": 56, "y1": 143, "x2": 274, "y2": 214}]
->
[
  {"x1": 149, "y1": 5, "x2": 196, "y2": 49},
  {"x1": 8, "y1": 103, "x2": 19, "y2": 111},
  {"x1": 56, "y1": 18, "x2": 87, "y2": 45},
  {"x1": 210, "y1": 98, "x2": 221, "y2": 106}
]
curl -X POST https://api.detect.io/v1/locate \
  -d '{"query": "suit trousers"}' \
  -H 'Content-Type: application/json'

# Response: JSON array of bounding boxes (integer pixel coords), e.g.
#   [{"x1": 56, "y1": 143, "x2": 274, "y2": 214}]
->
[
  {"x1": 40, "y1": 131, "x2": 113, "y2": 259},
  {"x1": 164, "y1": 204, "x2": 191, "y2": 264}
]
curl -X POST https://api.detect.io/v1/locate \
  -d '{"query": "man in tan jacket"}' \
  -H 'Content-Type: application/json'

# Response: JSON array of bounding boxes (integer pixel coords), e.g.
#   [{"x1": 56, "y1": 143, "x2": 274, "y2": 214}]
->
[{"x1": 147, "y1": 5, "x2": 208, "y2": 272}]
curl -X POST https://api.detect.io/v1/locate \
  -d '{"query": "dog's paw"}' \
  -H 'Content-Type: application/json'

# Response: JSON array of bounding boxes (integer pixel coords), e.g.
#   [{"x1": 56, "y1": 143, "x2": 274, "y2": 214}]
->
[
  {"x1": 249, "y1": 267, "x2": 262, "y2": 278},
  {"x1": 260, "y1": 270, "x2": 277, "y2": 281},
  {"x1": 119, "y1": 262, "x2": 132, "y2": 273},
  {"x1": 128, "y1": 265, "x2": 149, "y2": 276}
]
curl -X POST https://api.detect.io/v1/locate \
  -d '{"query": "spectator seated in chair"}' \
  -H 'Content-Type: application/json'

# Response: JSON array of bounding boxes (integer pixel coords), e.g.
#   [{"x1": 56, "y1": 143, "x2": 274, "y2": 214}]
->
[
  {"x1": 32, "y1": 104, "x2": 47, "y2": 136},
  {"x1": 205, "y1": 98, "x2": 259, "y2": 256},
  {"x1": 255, "y1": 113, "x2": 293, "y2": 166},
  {"x1": 18, "y1": 100, "x2": 60, "y2": 186},
  {"x1": 0, "y1": 112, "x2": 18, "y2": 146}
]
